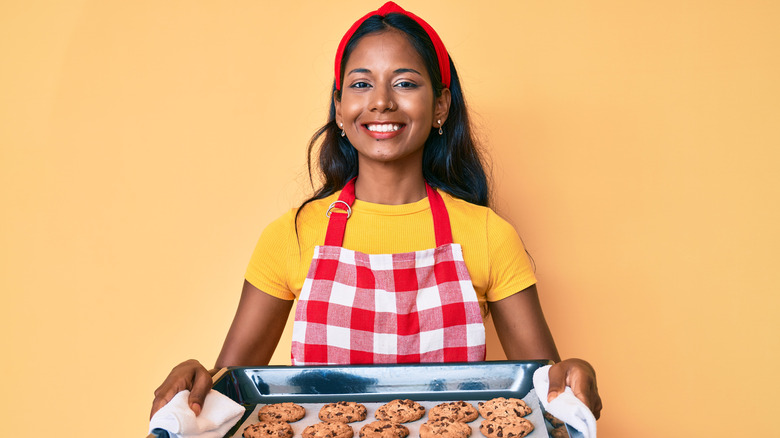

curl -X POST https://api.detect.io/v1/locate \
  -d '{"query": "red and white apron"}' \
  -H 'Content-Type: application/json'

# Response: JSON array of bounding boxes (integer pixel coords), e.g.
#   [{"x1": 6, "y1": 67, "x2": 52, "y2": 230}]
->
[{"x1": 291, "y1": 179, "x2": 486, "y2": 365}]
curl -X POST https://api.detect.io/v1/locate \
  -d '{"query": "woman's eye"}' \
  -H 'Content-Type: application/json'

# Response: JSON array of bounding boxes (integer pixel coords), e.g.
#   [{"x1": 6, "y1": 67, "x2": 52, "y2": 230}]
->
[
  {"x1": 395, "y1": 81, "x2": 418, "y2": 88},
  {"x1": 350, "y1": 81, "x2": 371, "y2": 89}
]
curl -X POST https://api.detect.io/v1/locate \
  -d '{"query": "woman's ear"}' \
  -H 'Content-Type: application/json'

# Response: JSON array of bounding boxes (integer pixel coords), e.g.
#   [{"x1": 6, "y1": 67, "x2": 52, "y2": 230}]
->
[
  {"x1": 433, "y1": 88, "x2": 452, "y2": 127},
  {"x1": 334, "y1": 90, "x2": 342, "y2": 127}
]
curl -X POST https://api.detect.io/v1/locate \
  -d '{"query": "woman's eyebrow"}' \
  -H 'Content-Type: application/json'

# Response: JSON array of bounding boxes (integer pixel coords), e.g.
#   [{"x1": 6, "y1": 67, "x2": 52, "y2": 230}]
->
[
  {"x1": 394, "y1": 68, "x2": 422, "y2": 75},
  {"x1": 347, "y1": 68, "x2": 371, "y2": 75},
  {"x1": 346, "y1": 68, "x2": 423, "y2": 76}
]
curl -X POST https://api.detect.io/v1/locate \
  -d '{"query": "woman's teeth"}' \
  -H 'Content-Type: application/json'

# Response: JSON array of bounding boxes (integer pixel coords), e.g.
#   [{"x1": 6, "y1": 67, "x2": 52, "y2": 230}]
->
[{"x1": 367, "y1": 124, "x2": 400, "y2": 132}]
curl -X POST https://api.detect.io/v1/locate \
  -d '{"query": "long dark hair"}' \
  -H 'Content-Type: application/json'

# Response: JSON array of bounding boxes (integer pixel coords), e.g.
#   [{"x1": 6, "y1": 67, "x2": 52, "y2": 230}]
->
[{"x1": 297, "y1": 13, "x2": 491, "y2": 224}]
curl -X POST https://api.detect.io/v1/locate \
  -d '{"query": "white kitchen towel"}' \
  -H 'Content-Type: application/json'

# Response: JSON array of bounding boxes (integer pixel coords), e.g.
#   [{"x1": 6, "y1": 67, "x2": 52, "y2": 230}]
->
[
  {"x1": 149, "y1": 389, "x2": 245, "y2": 438},
  {"x1": 533, "y1": 365, "x2": 597, "y2": 438}
]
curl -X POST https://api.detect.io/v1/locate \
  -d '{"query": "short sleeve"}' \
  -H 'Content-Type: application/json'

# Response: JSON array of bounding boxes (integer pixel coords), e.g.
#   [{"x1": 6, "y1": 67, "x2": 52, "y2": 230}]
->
[
  {"x1": 244, "y1": 210, "x2": 297, "y2": 300},
  {"x1": 485, "y1": 210, "x2": 537, "y2": 301}
]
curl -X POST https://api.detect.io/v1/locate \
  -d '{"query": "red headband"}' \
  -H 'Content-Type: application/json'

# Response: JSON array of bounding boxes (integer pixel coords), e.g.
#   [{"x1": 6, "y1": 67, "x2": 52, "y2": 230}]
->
[{"x1": 334, "y1": 1, "x2": 451, "y2": 91}]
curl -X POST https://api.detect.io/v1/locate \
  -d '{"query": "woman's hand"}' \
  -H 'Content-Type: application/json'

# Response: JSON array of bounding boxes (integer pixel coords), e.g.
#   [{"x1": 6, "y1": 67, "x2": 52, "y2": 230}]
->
[
  {"x1": 548, "y1": 358, "x2": 602, "y2": 419},
  {"x1": 150, "y1": 281, "x2": 293, "y2": 419},
  {"x1": 488, "y1": 287, "x2": 602, "y2": 418},
  {"x1": 150, "y1": 359, "x2": 214, "y2": 419}
]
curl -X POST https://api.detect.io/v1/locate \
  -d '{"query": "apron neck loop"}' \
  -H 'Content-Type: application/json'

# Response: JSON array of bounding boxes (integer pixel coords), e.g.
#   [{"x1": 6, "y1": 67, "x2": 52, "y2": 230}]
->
[
  {"x1": 426, "y1": 182, "x2": 454, "y2": 247},
  {"x1": 323, "y1": 178, "x2": 357, "y2": 247},
  {"x1": 323, "y1": 178, "x2": 454, "y2": 247}
]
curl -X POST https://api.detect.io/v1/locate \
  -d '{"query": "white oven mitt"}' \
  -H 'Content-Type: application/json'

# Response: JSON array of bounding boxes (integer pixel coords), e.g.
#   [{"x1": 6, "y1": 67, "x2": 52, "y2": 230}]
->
[
  {"x1": 149, "y1": 389, "x2": 245, "y2": 438},
  {"x1": 533, "y1": 365, "x2": 597, "y2": 438}
]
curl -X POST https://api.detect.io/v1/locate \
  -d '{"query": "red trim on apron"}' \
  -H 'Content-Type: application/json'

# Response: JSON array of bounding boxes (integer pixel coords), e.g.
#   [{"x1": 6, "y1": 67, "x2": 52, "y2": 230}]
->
[{"x1": 291, "y1": 179, "x2": 486, "y2": 365}]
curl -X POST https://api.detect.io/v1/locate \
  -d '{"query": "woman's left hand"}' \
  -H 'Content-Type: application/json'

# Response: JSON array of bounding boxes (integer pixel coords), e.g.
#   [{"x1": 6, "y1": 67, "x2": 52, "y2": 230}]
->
[{"x1": 547, "y1": 358, "x2": 602, "y2": 419}]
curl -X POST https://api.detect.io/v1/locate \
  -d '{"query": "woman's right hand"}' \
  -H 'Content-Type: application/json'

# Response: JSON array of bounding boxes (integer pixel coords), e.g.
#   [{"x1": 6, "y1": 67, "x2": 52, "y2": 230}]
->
[
  {"x1": 150, "y1": 359, "x2": 214, "y2": 419},
  {"x1": 150, "y1": 281, "x2": 294, "y2": 419}
]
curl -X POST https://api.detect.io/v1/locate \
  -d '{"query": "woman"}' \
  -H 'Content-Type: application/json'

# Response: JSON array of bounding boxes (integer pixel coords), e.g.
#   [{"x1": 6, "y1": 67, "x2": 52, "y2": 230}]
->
[{"x1": 151, "y1": 1, "x2": 602, "y2": 420}]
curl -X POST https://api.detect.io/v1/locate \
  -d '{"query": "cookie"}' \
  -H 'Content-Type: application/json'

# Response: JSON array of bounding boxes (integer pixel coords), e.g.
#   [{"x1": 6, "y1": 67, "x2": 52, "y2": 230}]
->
[
  {"x1": 419, "y1": 417, "x2": 472, "y2": 438},
  {"x1": 479, "y1": 416, "x2": 534, "y2": 438},
  {"x1": 477, "y1": 397, "x2": 532, "y2": 419},
  {"x1": 549, "y1": 427, "x2": 570, "y2": 438},
  {"x1": 358, "y1": 420, "x2": 410, "y2": 438},
  {"x1": 428, "y1": 401, "x2": 479, "y2": 422},
  {"x1": 543, "y1": 412, "x2": 565, "y2": 429},
  {"x1": 303, "y1": 421, "x2": 355, "y2": 438},
  {"x1": 258, "y1": 402, "x2": 306, "y2": 422},
  {"x1": 319, "y1": 401, "x2": 368, "y2": 423},
  {"x1": 374, "y1": 399, "x2": 425, "y2": 423},
  {"x1": 242, "y1": 421, "x2": 294, "y2": 438}
]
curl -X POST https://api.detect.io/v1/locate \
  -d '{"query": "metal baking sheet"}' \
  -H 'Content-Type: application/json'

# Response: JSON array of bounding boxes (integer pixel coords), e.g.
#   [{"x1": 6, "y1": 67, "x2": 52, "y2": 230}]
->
[
  {"x1": 150, "y1": 361, "x2": 581, "y2": 438},
  {"x1": 214, "y1": 361, "x2": 550, "y2": 405},
  {"x1": 233, "y1": 393, "x2": 548, "y2": 438}
]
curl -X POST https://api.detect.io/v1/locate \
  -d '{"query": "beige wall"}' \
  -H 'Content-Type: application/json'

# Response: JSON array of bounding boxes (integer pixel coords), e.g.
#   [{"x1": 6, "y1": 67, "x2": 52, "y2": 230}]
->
[{"x1": 2, "y1": 1, "x2": 778, "y2": 436}]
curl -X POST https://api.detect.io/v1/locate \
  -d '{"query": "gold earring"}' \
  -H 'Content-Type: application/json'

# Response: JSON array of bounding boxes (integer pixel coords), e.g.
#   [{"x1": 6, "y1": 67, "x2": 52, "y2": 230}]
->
[{"x1": 438, "y1": 120, "x2": 443, "y2": 135}]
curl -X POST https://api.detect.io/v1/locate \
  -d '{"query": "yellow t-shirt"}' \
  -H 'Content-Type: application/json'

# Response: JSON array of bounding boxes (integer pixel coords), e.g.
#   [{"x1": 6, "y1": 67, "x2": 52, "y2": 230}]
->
[{"x1": 245, "y1": 190, "x2": 536, "y2": 306}]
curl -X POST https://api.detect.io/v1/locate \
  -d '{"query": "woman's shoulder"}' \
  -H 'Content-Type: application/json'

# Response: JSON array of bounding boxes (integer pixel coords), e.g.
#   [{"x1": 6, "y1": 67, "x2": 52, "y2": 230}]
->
[
  {"x1": 255, "y1": 193, "x2": 339, "y2": 251},
  {"x1": 440, "y1": 191, "x2": 520, "y2": 238},
  {"x1": 439, "y1": 191, "x2": 506, "y2": 220},
  {"x1": 439, "y1": 190, "x2": 487, "y2": 212},
  {"x1": 271, "y1": 192, "x2": 340, "y2": 231}
]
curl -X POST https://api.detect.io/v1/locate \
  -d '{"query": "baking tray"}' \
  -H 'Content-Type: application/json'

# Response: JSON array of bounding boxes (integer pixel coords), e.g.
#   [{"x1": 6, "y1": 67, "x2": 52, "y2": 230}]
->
[{"x1": 149, "y1": 360, "x2": 581, "y2": 438}]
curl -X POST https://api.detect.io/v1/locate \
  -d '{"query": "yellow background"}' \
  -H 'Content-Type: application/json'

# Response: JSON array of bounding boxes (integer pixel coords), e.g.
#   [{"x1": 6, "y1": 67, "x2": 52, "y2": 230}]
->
[{"x1": 2, "y1": 1, "x2": 778, "y2": 436}]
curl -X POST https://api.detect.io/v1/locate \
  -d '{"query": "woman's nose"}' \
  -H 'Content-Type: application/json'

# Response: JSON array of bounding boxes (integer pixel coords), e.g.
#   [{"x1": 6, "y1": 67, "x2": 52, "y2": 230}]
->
[{"x1": 370, "y1": 86, "x2": 395, "y2": 112}]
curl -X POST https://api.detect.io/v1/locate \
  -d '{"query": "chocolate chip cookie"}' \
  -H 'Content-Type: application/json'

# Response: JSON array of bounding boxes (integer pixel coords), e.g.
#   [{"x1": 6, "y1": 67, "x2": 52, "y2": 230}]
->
[
  {"x1": 477, "y1": 397, "x2": 532, "y2": 419},
  {"x1": 303, "y1": 421, "x2": 355, "y2": 438},
  {"x1": 428, "y1": 401, "x2": 479, "y2": 422},
  {"x1": 374, "y1": 399, "x2": 425, "y2": 423},
  {"x1": 319, "y1": 401, "x2": 368, "y2": 423},
  {"x1": 358, "y1": 420, "x2": 410, "y2": 438},
  {"x1": 419, "y1": 417, "x2": 472, "y2": 438},
  {"x1": 242, "y1": 421, "x2": 294, "y2": 438},
  {"x1": 258, "y1": 402, "x2": 306, "y2": 422},
  {"x1": 479, "y1": 416, "x2": 534, "y2": 438}
]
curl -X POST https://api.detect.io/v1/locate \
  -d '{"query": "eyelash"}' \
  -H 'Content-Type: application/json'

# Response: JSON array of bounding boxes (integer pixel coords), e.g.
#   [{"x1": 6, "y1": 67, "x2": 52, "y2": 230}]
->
[{"x1": 348, "y1": 81, "x2": 418, "y2": 89}]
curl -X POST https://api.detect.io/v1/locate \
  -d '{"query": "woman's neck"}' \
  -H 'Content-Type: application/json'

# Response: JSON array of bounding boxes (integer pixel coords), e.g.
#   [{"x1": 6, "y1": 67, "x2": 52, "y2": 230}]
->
[{"x1": 354, "y1": 167, "x2": 427, "y2": 205}]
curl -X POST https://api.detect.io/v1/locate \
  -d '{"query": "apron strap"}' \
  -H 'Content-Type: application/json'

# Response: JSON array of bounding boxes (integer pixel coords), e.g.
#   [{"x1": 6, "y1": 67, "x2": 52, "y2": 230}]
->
[
  {"x1": 323, "y1": 178, "x2": 454, "y2": 247},
  {"x1": 323, "y1": 179, "x2": 357, "y2": 246},
  {"x1": 426, "y1": 182, "x2": 454, "y2": 247}
]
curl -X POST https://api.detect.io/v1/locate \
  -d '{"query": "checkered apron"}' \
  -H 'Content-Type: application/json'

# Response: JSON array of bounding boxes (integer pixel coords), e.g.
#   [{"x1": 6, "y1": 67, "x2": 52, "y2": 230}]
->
[{"x1": 291, "y1": 179, "x2": 486, "y2": 365}]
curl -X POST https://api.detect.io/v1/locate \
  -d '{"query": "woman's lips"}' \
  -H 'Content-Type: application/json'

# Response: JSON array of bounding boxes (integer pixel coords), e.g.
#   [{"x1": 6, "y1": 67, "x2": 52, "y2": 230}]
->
[{"x1": 363, "y1": 123, "x2": 405, "y2": 139}]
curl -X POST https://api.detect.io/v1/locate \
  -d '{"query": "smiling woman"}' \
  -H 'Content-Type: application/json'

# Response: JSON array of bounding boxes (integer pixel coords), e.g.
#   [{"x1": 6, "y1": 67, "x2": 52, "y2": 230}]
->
[
  {"x1": 150, "y1": 0, "x2": 601, "y2": 424},
  {"x1": 303, "y1": 5, "x2": 488, "y2": 209},
  {"x1": 336, "y1": 29, "x2": 448, "y2": 190},
  {"x1": 2, "y1": 0, "x2": 777, "y2": 436}
]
